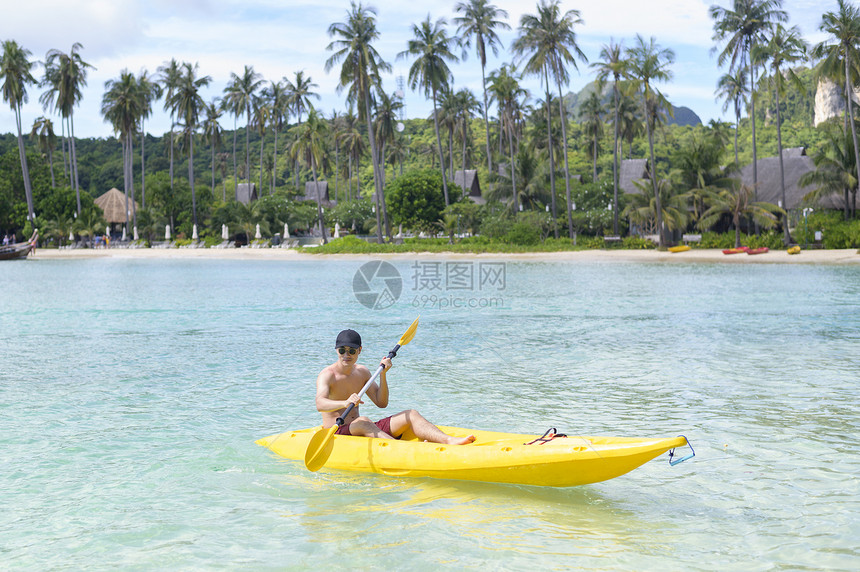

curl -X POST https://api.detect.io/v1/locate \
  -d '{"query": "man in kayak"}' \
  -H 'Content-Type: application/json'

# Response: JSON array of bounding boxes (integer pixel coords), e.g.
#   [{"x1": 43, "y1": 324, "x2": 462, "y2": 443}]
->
[{"x1": 315, "y1": 329, "x2": 475, "y2": 445}]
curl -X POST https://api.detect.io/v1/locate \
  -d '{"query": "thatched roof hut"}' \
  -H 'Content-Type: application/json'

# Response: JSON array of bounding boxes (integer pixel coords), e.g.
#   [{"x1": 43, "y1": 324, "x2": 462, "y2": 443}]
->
[
  {"x1": 740, "y1": 147, "x2": 843, "y2": 210},
  {"x1": 304, "y1": 181, "x2": 336, "y2": 207},
  {"x1": 94, "y1": 188, "x2": 138, "y2": 223},
  {"x1": 452, "y1": 170, "x2": 485, "y2": 204},
  {"x1": 236, "y1": 183, "x2": 258, "y2": 205},
  {"x1": 619, "y1": 159, "x2": 649, "y2": 195}
]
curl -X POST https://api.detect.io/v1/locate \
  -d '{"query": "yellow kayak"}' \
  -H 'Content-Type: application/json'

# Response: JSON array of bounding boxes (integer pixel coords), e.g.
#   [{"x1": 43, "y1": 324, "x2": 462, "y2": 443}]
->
[
  {"x1": 668, "y1": 245, "x2": 691, "y2": 253},
  {"x1": 787, "y1": 246, "x2": 801, "y2": 255},
  {"x1": 256, "y1": 426, "x2": 692, "y2": 487}
]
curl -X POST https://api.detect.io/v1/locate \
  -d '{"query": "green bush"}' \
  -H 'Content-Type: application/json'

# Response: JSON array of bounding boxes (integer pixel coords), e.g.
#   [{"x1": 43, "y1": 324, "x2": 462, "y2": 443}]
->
[
  {"x1": 622, "y1": 236, "x2": 656, "y2": 249},
  {"x1": 792, "y1": 211, "x2": 860, "y2": 248},
  {"x1": 504, "y1": 222, "x2": 541, "y2": 245},
  {"x1": 385, "y1": 169, "x2": 446, "y2": 230}
]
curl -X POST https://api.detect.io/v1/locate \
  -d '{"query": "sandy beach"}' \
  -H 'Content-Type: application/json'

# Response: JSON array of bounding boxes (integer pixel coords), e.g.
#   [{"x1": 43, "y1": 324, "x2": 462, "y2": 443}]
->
[{"x1": 30, "y1": 247, "x2": 860, "y2": 264}]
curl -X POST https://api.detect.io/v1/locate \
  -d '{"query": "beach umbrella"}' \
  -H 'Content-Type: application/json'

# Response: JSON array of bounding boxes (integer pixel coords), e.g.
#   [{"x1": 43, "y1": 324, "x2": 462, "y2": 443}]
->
[
  {"x1": 222, "y1": 224, "x2": 228, "y2": 240},
  {"x1": 255, "y1": 224, "x2": 261, "y2": 240},
  {"x1": 133, "y1": 226, "x2": 139, "y2": 241},
  {"x1": 165, "y1": 225, "x2": 171, "y2": 240},
  {"x1": 284, "y1": 223, "x2": 290, "y2": 238},
  {"x1": 122, "y1": 226, "x2": 127, "y2": 241},
  {"x1": 69, "y1": 230, "x2": 74, "y2": 241},
  {"x1": 334, "y1": 223, "x2": 340, "y2": 238},
  {"x1": 192, "y1": 224, "x2": 198, "y2": 240}
]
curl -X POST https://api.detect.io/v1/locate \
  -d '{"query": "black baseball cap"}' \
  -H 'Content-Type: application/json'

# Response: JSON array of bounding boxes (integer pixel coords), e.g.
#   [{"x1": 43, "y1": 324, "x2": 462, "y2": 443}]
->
[{"x1": 335, "y1": 329, "x2": 362, "y2": 349}]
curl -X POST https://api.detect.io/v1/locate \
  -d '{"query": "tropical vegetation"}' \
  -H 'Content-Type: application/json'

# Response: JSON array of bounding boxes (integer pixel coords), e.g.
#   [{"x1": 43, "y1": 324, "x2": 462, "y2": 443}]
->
[{"x1": 2, "y1": 0, "x2": 860, "y2": 251}]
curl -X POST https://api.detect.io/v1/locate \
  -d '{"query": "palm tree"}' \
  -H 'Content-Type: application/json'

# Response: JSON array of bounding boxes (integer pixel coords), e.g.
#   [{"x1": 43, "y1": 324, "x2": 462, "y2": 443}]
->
[
  {"x1": 625, "y1": 178, "x2": 689, "y2": 240},
  {"x1": 715, "y1": 69, "x2": 748, "y2": 166},
  {"x1": 137, "y1": 69, "x2": 162, "y2": 209},
  {"x1": 754, "y1": 23, "x2": 807, "y2": 241},
  {"x1": 326, "y1": 2, "x2": 392, "y2": 243},
  {"x1": 398, "y1": 15, "x2": 459, "y2": 207},
  {"x1": 227, "y1": 66, "x2": 263, "y2": 195},
  {"x1": 290, "y1": 108, "x2": 329, "y2": 244},
  {"x1": 799, "y1": 126, "x2": 856, "y2": 218},
  {"x1": 579, "y1": 91, "x2": 604, "y2": 183},
  {"x1": 30, "y1": 116, "x2": 57, "y2": 188},
  {"x1": 710, "y1": 0, "x2": 787, "y2": 213},
  {"x1": 488, "y1": 64, "x2": 527, "y2": 211},
  {"x1": 592, "y1": 39, "x2": 625, "y2": 235},
  {"x1": 698, "y1": 180, "x2": 783, "y2": 247},
  {"x1": 615, "y1": 86, "x2": 643, "y2": 159},
  {"x1": 264, "y1": 80, "x2": 289, "y2": 193},
  {"x1": 513, "y1": 0, "x2": 588, "y2": 239},
  {"x1": 285, "y1": 71, "x2": 320, "y2": 189},
  {"x1": 812, "y1": 0, "x2": 860, "y2": 220},
  {"x1": 168, "y1": 62, "x2": 212, "y2": 231},
  {"x1": 157, "y1": 58, "x2": 182, "y2": 189},
  {"x1": 339, "y1": 110, "x2": 365, "y2": 201},
  {"x1": 40, "y1": 43, "x2": 92, "y2": 214},
  {"x1": 625, "y1": 35, "x2": 675, "y2": 248},
  {"x1": 102, "y1": 71, "x2": 143, "y2": 232},
  {"x1": 2, "y1": 40, "x2": 37, "y2": 221},
  {"x1": 253, "y1": 98, "x2": 272, "y2": 194},
  {"x1": 202, "y1": 98, "x2": 224, "y2": 199},
  {"x1": 453, "y1": 0, "x2": 510, "y2": 178},
  {"x1": 374, "y1": 90, "x2": 401, "y2": 225},
  {"x1": 453, "y1": 88, "x2": 480, "y2": 181}
]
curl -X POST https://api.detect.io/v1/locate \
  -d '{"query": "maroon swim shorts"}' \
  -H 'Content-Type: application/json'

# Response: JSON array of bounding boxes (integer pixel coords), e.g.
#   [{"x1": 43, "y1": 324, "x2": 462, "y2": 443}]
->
[{"x1": 334, "y1": 415, "x2": 395, "y2": 437}]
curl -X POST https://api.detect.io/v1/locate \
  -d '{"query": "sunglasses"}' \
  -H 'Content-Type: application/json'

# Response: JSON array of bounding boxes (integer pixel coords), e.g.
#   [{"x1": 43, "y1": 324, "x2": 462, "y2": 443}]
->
[{"x1": 337, "y1": 347, "x2": 358, "y2": 355}]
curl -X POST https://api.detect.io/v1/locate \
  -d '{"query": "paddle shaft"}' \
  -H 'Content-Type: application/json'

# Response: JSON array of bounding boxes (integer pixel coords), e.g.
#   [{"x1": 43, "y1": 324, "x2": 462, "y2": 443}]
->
[{"x1": 335, "y1": 344, "x2": 401, "y2": 427}]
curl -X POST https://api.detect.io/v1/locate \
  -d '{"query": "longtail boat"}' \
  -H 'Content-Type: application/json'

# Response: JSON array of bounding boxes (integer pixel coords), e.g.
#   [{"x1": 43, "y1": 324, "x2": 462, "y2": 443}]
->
[{"x1": 0, "y1": 231, "x2": 37, "y2": 261}]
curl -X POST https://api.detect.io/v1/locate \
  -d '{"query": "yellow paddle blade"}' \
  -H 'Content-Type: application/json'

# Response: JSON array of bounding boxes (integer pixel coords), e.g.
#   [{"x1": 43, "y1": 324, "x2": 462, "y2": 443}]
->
[
  {"x1": 398, "y1": 316, "x2": 420, "y2": 346},
  {"x1": 304, "y1": 425, "x2": 337, "y2": 472}
]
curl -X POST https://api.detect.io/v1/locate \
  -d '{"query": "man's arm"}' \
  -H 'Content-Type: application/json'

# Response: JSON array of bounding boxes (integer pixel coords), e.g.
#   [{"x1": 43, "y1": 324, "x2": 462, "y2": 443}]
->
[{"x1": 365, "y1": 357, "x2": 391, "y2": 408}]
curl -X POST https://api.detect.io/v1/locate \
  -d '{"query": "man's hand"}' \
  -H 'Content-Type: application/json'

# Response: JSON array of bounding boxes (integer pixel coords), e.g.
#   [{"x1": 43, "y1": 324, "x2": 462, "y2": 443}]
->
[
  {"x1": 346, "y1": 393, "x2": 363, "y2": 407},
  {"x1": 380, "y1": 357, "x2": 393, "y2": 370}
]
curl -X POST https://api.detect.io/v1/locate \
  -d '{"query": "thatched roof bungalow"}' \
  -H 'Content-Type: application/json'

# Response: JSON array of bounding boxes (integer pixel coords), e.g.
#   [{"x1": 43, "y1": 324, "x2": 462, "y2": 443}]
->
[
  {"x1": 452, "y1": 170, "x2": 485, "y2": 204},
  {"x1": 94, "y1": 188, "x2": 138, "y2": 223},
  {"x1": 740, "y1": 147, "x2": 843, "y2": 210},
  {"x1": 619, "y1": 159, "x2": 649, "y2": 195},
  {"x1": 236, "y1": 183, "x2": 258, "y2": 205},
  {"x1": 304, "y1": 181, "x2": 336, "y2": 207}
]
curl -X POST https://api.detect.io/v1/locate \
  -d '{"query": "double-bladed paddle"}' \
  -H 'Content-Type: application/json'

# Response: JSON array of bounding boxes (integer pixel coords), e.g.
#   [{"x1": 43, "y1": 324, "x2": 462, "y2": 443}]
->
[{"x1": 304, "y1": 316, "x2": 420, "y2": 472}]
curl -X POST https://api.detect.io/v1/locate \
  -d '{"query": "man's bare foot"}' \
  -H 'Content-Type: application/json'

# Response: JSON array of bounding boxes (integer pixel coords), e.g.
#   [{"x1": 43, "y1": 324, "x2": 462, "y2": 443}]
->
[{"x1": 446, "y1": 434, "x2": 476, "y2": 445}]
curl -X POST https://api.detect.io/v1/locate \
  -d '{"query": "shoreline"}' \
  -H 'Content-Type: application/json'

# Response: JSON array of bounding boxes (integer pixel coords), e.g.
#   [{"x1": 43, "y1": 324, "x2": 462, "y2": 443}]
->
[{"x1": 29, "y1": 247, "x2": 860, "y2": 264}]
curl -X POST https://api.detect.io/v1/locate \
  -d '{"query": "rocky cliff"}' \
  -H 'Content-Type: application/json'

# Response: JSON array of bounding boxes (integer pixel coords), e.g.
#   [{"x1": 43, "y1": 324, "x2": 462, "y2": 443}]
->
[{"x1": 814, "y1": 78, "x2": 860, "y2": 126}]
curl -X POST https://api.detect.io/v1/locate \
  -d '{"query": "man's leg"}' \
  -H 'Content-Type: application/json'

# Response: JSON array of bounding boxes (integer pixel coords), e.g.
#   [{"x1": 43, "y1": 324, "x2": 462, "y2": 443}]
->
[
  {"x1": 387, "y1": 409, "x2": 475, "y2": 445},
  {"x1": 347, "y1": 416, "x2": 395, "y2": 439}
]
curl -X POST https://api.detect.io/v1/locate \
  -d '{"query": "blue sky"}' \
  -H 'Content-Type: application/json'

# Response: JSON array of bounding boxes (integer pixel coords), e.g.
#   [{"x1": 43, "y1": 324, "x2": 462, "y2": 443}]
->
[{"x1": 0, "y1": 0, "x2": 830, "y2": 139}]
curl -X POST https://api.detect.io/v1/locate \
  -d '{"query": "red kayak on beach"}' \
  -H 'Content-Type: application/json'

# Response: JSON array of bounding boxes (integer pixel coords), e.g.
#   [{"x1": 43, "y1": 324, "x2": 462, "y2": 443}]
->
[
  {"x1": 746, "y1": 247, "x2": 769, "y2": 255},
  {"x1": 722, "y1": 246, "x2": 750, "y2": 254}
]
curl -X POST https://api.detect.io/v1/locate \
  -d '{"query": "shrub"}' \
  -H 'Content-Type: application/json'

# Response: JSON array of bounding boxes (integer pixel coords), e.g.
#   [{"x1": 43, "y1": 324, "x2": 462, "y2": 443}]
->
[{"x1": 504, "y1": 221, "x2": 540, "y2": 245}]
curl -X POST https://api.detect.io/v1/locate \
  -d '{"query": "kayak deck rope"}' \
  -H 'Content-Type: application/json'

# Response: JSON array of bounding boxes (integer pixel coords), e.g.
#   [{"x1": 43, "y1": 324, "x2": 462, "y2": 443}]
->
[
  {"x1": 668, "y1": 435, "x2": 696, "y2": 466},
  {"x1": 524, "y1": 428, "x2": 568, "y2": 445}
]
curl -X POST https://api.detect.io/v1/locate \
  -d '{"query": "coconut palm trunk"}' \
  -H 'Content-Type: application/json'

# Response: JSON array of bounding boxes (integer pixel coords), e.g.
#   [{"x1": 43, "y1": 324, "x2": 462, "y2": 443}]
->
[
  {"x1": 507, "y1": 120, "x2": 517, "y2": 211},
  {"x1": 612, "y1": 81, "x2": 620, "y2": 235},
  {"x1": 749, "y1": 62, "x2": 759, "y2": 233},
  {"x1": 644, "y1": 104, "x2": 663, "y2": 247},
  {"x1": 557, "y1": 81, "x2": 573, "y2": 239},
  {"x1": 70, "y1": 112, "x2": 81, "y2": 213},
  {"x1": 365, "y1": 95, "x2": 385, "y2": 243},
  {"x1": 13, "y1": 105, "x2": 35, "y2": 220},
  {"x1": 311, "y1": 159, "x2": 327, "y2": 245},
  {"x1": 543, "y1": 70, "x2": 557, "y2": 235},
  {"x1": 845, "y1": 55, "x2": 860, "y2": 220},
  {"x1": 482, "y1": 66, "x2": 492, "y2": 176},
  {"x1": 774, "y1": 86, "x2": 789, "y2": 243},
  {"x1": 431, "y1": 86, "x2": 450, "y2": 206},
  {"x1": 189, "y1": 131, "x2": 198, "y2": 229}
]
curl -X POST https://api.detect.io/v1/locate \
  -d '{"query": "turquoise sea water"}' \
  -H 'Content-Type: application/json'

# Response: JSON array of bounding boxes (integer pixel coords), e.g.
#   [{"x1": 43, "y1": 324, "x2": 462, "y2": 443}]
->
[{"x1": 2, "y1": 257, "x2": 859, "y2": 570}]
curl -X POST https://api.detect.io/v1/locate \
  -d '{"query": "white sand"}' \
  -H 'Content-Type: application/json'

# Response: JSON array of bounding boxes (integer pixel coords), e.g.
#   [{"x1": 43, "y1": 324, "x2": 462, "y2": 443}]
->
[{"x1": 31, "y1": 247, "x2": 860, "y2": 264}]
